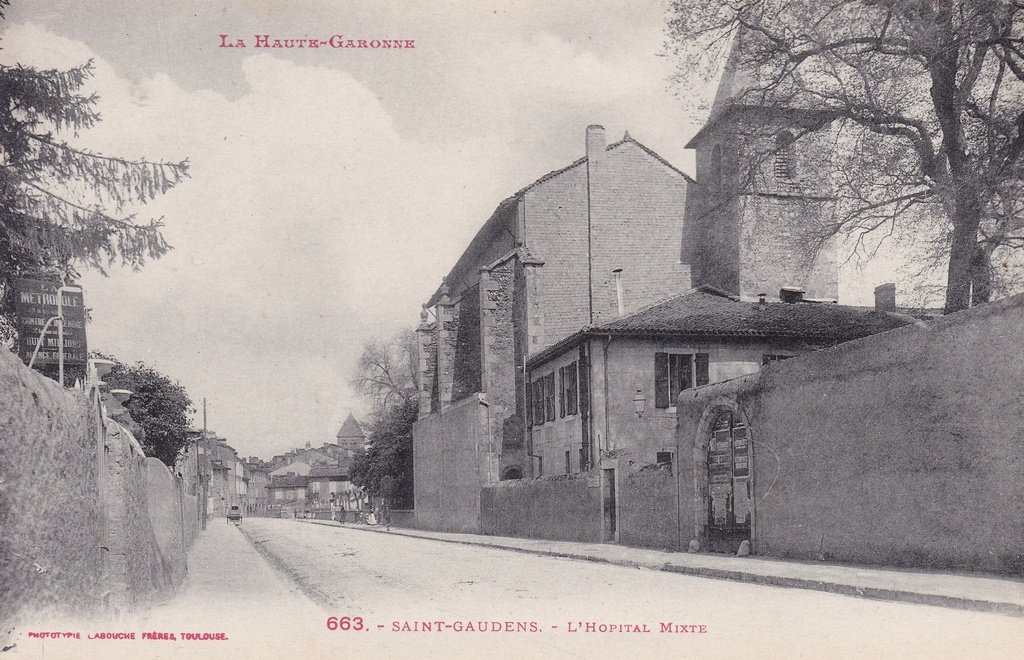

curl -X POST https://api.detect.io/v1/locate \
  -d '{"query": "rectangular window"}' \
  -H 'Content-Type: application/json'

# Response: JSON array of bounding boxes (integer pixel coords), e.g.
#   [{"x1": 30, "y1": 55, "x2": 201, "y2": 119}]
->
[
  {"x1": 544, "y1": 372, "x2": 556, "y2": 422},
  {"x1": 655, "y1": 352, "x2": 710, "y2": 408},
  {"x1": 656, "y1": 451, "x2": 673, "y2": 465},
  {"x1": 565, "y1": 450, "x2": 571, "y2": 474},
  {"x1": 669, "y1": 354, "x2": 692, "y2": 404},
  {"x1": 564, "y1": 361, "x2": 579, "y2": 415},
  {"x1": 762, "y1": 354, "x2": 792, "y2": 365}
]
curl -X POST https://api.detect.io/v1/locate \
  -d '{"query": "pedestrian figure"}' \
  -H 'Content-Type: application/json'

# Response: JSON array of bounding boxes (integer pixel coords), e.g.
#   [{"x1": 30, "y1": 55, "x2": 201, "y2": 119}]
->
[
  {"x1": 383, "y1": 502, "x2": 392, "y2": 531},
  {"x1": 338, "y1": 504, "x2": 347, "y2": 524}
]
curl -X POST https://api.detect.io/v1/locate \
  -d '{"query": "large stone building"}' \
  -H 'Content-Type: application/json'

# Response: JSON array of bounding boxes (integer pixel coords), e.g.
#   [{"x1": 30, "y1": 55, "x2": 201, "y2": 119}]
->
[{"x1": 412, "y1": 127, "x2": 695, "y2": 531}]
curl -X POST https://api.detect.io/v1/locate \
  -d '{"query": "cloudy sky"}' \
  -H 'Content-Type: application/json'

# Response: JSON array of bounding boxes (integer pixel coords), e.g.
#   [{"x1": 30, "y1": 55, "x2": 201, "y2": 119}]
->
[{"x1": 1, "y1": 0, "x2": 907, "y2": 459}]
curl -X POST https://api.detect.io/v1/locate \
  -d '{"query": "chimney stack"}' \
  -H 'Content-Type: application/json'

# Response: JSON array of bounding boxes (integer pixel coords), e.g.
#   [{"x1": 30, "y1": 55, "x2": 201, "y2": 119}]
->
[
  {"x1": 612, "y1": 268, "x2": 625, "y2": 316},
  {"x1": 586, "y1": 124, "x2": 606, "y2": 170},
  {"x1": 779, "y1": 286, "x2": 805, "y2": 304},
  {"x1": 874, "y1": 283, "x2": 896, "y2": 312}
]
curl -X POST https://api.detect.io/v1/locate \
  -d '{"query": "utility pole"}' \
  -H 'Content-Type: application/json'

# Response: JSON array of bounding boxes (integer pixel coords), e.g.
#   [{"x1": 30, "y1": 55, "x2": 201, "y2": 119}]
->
[{"x1": 200, "y1": 397, "x2": 208, "y2": 530}]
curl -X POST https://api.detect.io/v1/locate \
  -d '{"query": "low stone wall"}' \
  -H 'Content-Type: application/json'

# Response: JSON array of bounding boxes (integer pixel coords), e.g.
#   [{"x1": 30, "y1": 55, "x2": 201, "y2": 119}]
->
[
  {"x1": 618, "y1": 463, "x2": 677, "y2": 550},
  {"x1": 389, "y1": 509, "x2": 416, "y2": 528},
  {"x1": 480, "y1": 473, "x2": 600, "y2": 542},
  {"x1": 0, "y1": 350, "x2": 198, "y2": 629}
]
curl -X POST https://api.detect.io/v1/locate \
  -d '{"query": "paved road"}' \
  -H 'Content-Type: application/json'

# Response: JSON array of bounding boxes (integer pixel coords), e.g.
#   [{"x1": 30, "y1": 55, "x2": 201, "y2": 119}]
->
[
  {"x1": 15, "y1": 518, "x2": 1017, "y2": 660},
  {"x1": 237, "y1": 518, "x2": 1022, "y2": 659}
]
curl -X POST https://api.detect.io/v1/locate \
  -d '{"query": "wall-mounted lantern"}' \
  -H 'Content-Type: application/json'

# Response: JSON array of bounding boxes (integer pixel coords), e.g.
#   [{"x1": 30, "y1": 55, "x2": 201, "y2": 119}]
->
[{"x1": 632, "y1": 389, "x2": 646, "y2": 419}]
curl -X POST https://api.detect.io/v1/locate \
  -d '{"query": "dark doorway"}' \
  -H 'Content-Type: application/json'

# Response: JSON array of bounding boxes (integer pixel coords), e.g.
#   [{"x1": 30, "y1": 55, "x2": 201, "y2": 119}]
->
[{"x1": 706, "y1": 411, "x2": 751, "y2": 553}]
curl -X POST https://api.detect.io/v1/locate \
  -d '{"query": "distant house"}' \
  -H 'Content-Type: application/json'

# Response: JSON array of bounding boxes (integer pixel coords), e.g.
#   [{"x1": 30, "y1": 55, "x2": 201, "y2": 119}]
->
[
  {"x1": 524, "y1": 285, "x2": 911, "y2": 475},
  {"x1": 307, "y1": 463, "x2": 365, "y2": 510},
  {"x1": 266, "y1": 474, "x2": 307, "y2": 509},
  {"x1": 268, "y1": 446, "x2": 334, "y2": 477}
]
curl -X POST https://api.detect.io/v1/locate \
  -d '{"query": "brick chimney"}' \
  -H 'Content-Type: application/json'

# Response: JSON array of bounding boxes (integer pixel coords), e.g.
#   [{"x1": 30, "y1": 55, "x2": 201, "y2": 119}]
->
[
  {"x1": 874, "y1": 283, "x2": 896, "y2": 312},
  {"x1": 779, "y1": 286, "x2": 805, "y2": 303},
  {"x1": 586, "y1": 124, "x2": 605, "y2": 170}
]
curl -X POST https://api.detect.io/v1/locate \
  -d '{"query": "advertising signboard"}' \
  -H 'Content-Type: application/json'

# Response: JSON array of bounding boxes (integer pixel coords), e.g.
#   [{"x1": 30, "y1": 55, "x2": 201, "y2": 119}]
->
[{"x1": 14, "y1": 279, "x2": 88, "y2": 367}]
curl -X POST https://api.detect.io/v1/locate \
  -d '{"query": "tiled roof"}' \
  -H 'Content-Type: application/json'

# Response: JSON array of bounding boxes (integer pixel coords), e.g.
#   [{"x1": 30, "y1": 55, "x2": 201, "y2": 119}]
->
[
  {"x1": 527, "y1": 287, "x2": 913, "y2": 368},
  {"x1": 268, "y1": 475, "x2": 306, "y2": 488},
  {"x1": 598, "y1": 289, "x2": 911, "y2": 338},
  {"x1": 308, "y1": 464, "x2": 349, "y2": 479},
  {"x1": 336, "y1": 413, "x2": 365, "y2": 441}
]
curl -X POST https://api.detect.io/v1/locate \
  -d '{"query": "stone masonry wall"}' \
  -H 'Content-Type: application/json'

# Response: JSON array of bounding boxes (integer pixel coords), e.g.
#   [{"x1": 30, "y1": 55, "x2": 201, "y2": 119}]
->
[
  {"x1": 0, "y1": 350, "x2": 197, "y2": 630},
  {"x1": 451, "y1": 284, "x2": 482, "y2": 402},
  {"x1": 413, "y1": 395, "x2": 493, "y2": 533},
  {"x1": 0, "y1": 350, "x2": 103, "y2": 627},
  {"x1": 617, "y1": 463, "x2": 677, "y2": 551},
  {"x1": 526, "y1": 140, "x2": 691, "y2": 351},
  {"x1": 676, "y1": 293, "x2": 1024, "y2": 572},
  {"x1": 480, "y1": 473, "x2": 601, "y2": 542},
  {"x1": 481, "y1": 257, "x2": 525, "y2": 477}
]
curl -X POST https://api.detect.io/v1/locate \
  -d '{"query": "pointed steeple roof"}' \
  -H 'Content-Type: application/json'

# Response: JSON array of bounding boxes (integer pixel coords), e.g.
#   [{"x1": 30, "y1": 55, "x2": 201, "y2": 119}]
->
[
  {"x1": 686, "y1": 26, "x2": 828, "y2": 148},
  {"x1": 336, "y1": 413, "x2": 365, "y2": 441}
]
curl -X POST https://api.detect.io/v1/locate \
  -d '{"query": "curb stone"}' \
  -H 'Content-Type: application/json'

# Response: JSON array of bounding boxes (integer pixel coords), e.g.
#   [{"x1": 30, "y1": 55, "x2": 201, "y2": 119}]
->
[{"x1": 298, "y1": 519, "x2": 1024, "y2": 618}]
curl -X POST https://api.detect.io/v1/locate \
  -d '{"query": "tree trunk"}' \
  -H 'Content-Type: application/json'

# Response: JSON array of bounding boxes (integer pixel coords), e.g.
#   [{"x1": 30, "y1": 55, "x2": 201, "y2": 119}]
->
[
  {"x1": 944, "y1": 194, "x2": 983, "y2": 314},
  {"x1": 969, "y1": 245, "x2": 993, "y2": 305}
]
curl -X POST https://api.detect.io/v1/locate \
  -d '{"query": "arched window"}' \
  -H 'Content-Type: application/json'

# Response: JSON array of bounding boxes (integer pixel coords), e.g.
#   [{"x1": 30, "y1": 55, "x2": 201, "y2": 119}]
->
[
  {"x1": 501, "y1": 466, "x2": 523, "y2": 480},
  {"x1": 774, "y1": 131, "x2": 796, "y2": 181}
]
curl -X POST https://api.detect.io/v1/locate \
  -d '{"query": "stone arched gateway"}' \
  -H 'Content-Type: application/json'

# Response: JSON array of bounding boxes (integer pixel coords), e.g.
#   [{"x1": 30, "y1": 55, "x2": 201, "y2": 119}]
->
[{"x1": 690, "y1": 397, "x2": 755, "y2": 554}]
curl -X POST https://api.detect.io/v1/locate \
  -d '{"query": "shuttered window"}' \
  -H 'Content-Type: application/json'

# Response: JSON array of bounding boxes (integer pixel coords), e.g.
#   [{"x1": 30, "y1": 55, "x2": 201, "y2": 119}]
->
[
  {"x1": 695, "y1": 353, "x2": 710, "y2": 386},
  {"x1": 578, "y1": 349, "x2": 590, "y2": 416},
  {"x1": 655, "y1": 352, "x2": 710, "y2": 408}
]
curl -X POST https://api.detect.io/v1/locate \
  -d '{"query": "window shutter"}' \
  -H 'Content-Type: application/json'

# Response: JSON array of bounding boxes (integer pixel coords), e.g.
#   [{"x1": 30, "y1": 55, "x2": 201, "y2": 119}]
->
[
  {"x1": 525, "y1": 381, "x2": 533, "y2": 427},
  {"x1": 655, "y1": 352, "x2": 670, "y2": 408},
  {"x1": 533, "y1": 379, "x2": 544, "y2": 426},
  {"x1": 695, "y1": 353, "x2": 710, "y2": 386},
  {"x1": 558, "y1": 366, "x2": 566, "y2": 418},
  {"x1": 566, "y1": 361, "x2": 578, "y2": 415},
  {"x1": 578, "y1": 348, "x2": 590, "y2": 416},
  {"x1": 545, "y1": 373, "x2": 556, "y2": 421}
]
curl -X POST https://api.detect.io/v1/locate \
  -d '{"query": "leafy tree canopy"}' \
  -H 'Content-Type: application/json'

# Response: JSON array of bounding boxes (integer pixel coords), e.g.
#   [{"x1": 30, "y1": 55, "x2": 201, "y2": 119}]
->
[
  {"x1": 349, "y1": 329, "x2": 419, "y2": 507},
  {"x1": 100, "y1": 354, "x2": 195, "y2": 467},
  {"x1": 349, "y1": 397, "x2": 417, "y2": 508}
]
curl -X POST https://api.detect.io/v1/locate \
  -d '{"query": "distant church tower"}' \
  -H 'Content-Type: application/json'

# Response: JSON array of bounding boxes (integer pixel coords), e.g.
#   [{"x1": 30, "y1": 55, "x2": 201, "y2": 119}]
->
[
  {"x1": 683, "y1": 29, "x2": 840, "y2": 302},
  {"x1": 335, "y1": 413, "x2": 366, "y2": 454}
]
